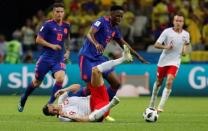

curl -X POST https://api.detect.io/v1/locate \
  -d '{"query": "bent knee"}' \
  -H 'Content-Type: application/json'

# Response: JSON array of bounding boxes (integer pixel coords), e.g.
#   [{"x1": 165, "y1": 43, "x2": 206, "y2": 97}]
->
[
  {"x1": 156, "y1": 79, "x2": 163, "y2": 86},
  {"x1": 110, "y1": 82, "x2": 121, "y2": 90},
  {"x1": 33, "y1": 79, "x2": 41, "y2": 87},
  {"x1": 166, "y1": 79, "x2": 173, "y2": 87},
  {"x1": 56, "y1": 77, "x2": 65, "y2": 83},
  {"x1": 92, "y1": 67, "x2": 101, "y2": 76}
]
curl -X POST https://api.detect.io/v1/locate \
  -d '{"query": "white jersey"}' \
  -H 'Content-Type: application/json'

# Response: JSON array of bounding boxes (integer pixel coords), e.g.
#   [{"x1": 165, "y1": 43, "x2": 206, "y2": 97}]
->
[
  {"x1": 156, "y1": 27, "x2": 190, "y2": 67},
  {"x1": 59, "y1": 96, "x2": 91, "y2": 117}
]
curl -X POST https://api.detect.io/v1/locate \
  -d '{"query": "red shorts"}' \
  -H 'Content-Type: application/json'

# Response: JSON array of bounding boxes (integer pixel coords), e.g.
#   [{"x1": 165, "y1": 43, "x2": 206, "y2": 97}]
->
[
  {"x1": 157, "y1": 66, "x2": 178, "y2": 79},
  {"x1": 88, "y1": 83, "x2": 109, "y2": 119}
]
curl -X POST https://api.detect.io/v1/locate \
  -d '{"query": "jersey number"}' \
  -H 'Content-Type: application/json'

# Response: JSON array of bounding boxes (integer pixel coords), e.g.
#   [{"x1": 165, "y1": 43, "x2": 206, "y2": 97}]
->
[{"x1": 57, "y1": 33, "x2": 63, "y2": 41}]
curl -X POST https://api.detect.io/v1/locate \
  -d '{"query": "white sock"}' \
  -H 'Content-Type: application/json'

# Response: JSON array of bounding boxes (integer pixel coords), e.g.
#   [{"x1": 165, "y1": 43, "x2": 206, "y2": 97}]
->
[
  {"x1": 158, "y1": 88, "x2": 171, "y2": 110},
  {"x1": 89, "y1": 98, "x2": 118, "y2": 121},
  {"x1": 97, "y1": 57, "x2": 125, "y2": 73},
  {"x1": 149, "y1": 82, "x2": 161, "y2": 108}
]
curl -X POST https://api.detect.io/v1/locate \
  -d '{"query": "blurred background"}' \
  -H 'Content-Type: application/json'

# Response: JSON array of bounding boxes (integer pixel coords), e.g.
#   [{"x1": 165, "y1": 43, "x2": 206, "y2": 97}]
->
[
  {"x1": 0, "y1": 0, "x2": 208, "y2": 64},
  {"x1": 0, "y1": 0, "x2": 208, "y2": 96},
  {"x1": 0, "y1": 1, "x2": 208, "y2": 129}
]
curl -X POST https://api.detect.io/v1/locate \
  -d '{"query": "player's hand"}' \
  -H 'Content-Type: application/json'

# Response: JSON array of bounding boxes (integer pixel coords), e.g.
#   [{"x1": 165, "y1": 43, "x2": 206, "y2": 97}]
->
[
  {"x1": 141, "y1": 59, "x2": 149, "y2": 64},
  {"x1": 165, "y1": 44, "x2": 173, "y2": 50},
  {"x1": 138, "y1": 57, "x2": 149, "y2": 64},
  {"x1": 64, "y1": 51, "x2": 70, "y2": 61},
  {"x1": 135, "y1": 54, "x2": 149, "y2": 64},
  {"x1": 95, "y1": 44, "x2": 104, "y2": 53},
  {"x1": 51, "y1": 44, "x2": 62, "y2": 51},
  {"x1": 55, "y1": 89, "x2": 65, "y2": 98}
]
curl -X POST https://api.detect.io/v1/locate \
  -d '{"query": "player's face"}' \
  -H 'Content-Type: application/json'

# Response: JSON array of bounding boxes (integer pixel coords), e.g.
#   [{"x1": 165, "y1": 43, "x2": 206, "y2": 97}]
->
[
  {"x1": 48, "y1": 104, "x2": 60, "y2": 115},
  {"x1": 173, "y1": 16, "x2": 184, "y2": 30},
  {"x1": 53, "y1": 7, "x2": 65, "y2": 21},
  {"x1": 110, "y1": 10, "x2": 124, "y2": 25}
]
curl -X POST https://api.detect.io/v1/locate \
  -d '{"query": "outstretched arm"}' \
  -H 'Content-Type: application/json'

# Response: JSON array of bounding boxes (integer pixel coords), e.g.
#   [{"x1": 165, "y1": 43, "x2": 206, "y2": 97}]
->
[
  {"x1": 55, "y1": 84, "x2": 81, "y2": 98},
  {"x1": 115, "y1": 38, "x2": 149, "y2": 64}
]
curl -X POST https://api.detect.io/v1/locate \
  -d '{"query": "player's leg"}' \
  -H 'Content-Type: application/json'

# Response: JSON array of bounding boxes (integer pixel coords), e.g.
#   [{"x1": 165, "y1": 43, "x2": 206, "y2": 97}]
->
[
  {"x1": 149, "y1": 66, "x2": 166, "y2": 109},
  {"x1": 99, "y1": 44, "x2": 133, "y2": 100},
  {"x1": 96, "y1": 44, "x2": 133, "y2": 73},
  {"x1": 89, "y1": 47, "x2": 132, "y2": 120},
  {"x1": 48, "y1": 71, "x2": 65, "y2": 104},
  {"x1": 89, "y1": 96, "x2": 120, "y2": 122},
  {"x1": 89, "y1": 67, "x2": 109, "y2": 114},
  {"x1": 79, "y1": 55, "x2": 93, "y2": 83},
  {"x1": 78, "y1": 55, "x2": 99, "y2": 97},
  {"x1": 18, "y1": 79, "x2": 42, "y2": 112},
  {"x1": 149, "y1": 78, "x2": 163, "y2": 108},
  {"x1": 157, "y1": 66, "x2": 178, "y2": 112},
  {"x1": 79, "y1": 55, "x2": 108, "y2": 113},
  {"x1": 104, "y1": 72, "x2": 121, "y2": 100},
  {"x1": 49, "y1": 62, "x2": 66, "y2": 104},
  {"x1": 18, "y1": 60, "x2": 50, "y2": 112},
  {"x1": 91, "y1": 67, "x2": 104, "y2": 88},
  {"x1": 105, "y1": 74, "x2": 125, "y2": 121}
]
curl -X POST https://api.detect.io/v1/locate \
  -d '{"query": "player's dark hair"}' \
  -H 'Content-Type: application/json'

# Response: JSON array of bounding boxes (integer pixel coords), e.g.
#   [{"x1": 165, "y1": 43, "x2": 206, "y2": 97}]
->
[
  {"x1": 174, "y1": 12, "x2": 185, "y2": 18},
  {"x1": 110, "y1": 5, "x2": 124, "y2": 12},
  {"x1": 42, "y1": 104, "x2": 55, "y2": 116},
  {"x1": 53, "y1": 2, "x2": 64, "y2": 9}
]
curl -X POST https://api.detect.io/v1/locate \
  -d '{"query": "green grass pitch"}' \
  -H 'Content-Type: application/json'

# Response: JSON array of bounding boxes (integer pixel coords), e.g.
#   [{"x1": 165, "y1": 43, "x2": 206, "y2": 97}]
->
[{"x1": 0, "y1": 96, "x2": 207, "y2": 131}]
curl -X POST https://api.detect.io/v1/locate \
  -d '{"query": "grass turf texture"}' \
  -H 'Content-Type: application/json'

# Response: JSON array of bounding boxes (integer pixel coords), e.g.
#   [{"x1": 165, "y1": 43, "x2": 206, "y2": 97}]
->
[{"x1": 0, "y1": 96, "x2": 207, "y2": 131}]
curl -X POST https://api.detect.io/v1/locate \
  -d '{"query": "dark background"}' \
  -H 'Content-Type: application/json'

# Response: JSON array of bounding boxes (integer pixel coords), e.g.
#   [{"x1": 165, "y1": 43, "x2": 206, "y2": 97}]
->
[{"x1": 0, "y1": 0, "x2": 55, "y2": 40}]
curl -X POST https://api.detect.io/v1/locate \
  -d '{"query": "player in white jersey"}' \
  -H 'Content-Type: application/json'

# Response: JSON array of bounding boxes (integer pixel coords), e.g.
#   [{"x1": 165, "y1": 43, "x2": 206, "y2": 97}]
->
[
  {"x1": 57, "y1": 85, "x2": 91, "y2": 122},
  {"x1": 42, "y1": 45, "x2": 133, "y2": 122},
  {"x1": 148, "y1": 13, "x2": 191, "y2": 112},
  {"x1": 45, "y1": 86, "x2": 120, "y2": 122}
]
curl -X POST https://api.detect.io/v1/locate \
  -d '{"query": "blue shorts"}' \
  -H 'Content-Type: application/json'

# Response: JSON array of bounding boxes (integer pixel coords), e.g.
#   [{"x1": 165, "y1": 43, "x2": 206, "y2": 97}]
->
[
  {"x1": 79, "y1": 55, "x2": 114, "y2": 83},
  {"x1": 34, "y1": 57, "x2": 66, "y2": 81}
]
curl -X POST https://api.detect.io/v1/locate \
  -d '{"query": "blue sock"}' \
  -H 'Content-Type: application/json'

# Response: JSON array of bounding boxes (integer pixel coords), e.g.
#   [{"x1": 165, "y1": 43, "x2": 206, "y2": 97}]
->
[
  {"x1": 20, "y1": 82, "x2": 36, "y2": 107},
  {"x1": 48, "y1": 82, "x2": 63, "y2": 104},
  {"x1": 107, "y1": 86, "x2": 118, "y2": 100},
  {"x1": 67, "y1": 87, "x2": 89, "y2": 97}
]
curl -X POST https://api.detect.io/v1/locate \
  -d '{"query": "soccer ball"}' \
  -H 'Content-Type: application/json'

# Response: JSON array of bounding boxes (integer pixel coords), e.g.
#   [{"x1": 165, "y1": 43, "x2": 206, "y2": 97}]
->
[{"x1": 143, "y1": 108, "x2": 159, "y2": 122}]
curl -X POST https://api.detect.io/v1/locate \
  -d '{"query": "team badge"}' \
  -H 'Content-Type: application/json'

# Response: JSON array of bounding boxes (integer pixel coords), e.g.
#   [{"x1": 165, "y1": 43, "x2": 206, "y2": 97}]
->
[{"x1": 64, "y1": 28, "x2": 68, "y2": 34}]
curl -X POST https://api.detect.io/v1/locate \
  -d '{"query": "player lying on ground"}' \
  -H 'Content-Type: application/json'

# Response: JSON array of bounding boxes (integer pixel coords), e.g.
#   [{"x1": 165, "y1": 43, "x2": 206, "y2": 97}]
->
[
  {"x1": 43, "y1": 89, "x2": 120, "y2": 122},
  {"x1": 42, "y1": 45, "x2": 133, "y2": 122}
]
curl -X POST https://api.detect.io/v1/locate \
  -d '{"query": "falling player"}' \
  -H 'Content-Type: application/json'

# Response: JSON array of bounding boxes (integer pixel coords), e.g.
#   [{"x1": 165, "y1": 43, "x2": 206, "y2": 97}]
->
[{"x1": 42, "y1": 44, "x2": 133, "y2": 122}]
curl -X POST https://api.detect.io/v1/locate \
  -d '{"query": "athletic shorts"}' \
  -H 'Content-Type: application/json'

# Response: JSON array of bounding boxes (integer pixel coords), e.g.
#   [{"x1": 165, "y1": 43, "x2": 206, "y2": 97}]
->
[
  {"x1": 89, "y1": 83, "x2": 109, "y2": 118},
  {"x1": 34, "y1": 57, "x2": 66, "y2": 81},
  {"x1": 157, "y1": 66, "x2": 178, "y2": 79},
  {"x1": 79, "y1": 55, "x2": 114, "y2": 83}
]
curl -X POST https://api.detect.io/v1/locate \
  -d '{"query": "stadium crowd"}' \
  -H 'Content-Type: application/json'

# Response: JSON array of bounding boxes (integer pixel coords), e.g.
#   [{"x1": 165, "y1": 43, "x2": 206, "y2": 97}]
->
[{"x1": 0, "y1": 0, "x2": 208, "y2": 64}]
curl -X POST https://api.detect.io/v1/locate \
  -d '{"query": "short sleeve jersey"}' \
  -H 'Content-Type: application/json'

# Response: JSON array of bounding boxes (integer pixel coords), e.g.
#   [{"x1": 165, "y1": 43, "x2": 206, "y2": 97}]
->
[
  {"x1": 59, "y1": 96, "x2": 91, "y2": 117},
  {"x1": 38, "y1": 20, "x2": 70, "y2": 62},
  {"x1": 79, "y1": 16, "x2": 122, "y2": 60},
  {"x1": 156, "y1": 27, "x2": 190, "y2": 67}
]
